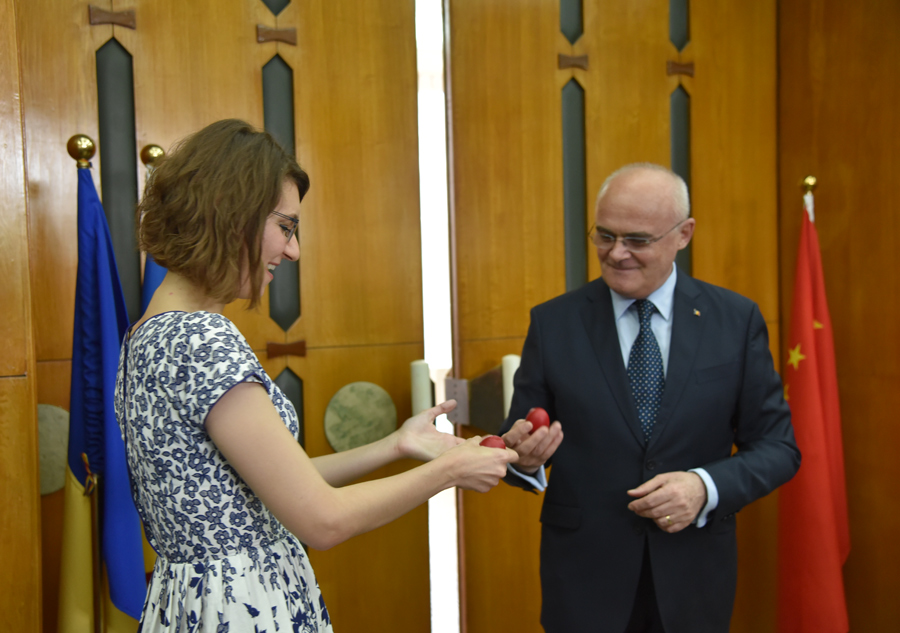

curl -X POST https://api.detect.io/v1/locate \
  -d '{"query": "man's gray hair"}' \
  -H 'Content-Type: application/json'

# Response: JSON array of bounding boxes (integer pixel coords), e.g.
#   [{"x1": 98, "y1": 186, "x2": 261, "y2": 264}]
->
[{"x1": 596, "y1": 163, "x2": 691, "y2": 220}]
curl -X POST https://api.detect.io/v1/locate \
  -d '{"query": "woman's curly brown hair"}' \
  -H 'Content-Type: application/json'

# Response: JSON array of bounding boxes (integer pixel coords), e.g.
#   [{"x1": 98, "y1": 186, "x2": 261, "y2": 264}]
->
[{"x1": 137, "y1": 119, "x2": 309, "y2": 309}]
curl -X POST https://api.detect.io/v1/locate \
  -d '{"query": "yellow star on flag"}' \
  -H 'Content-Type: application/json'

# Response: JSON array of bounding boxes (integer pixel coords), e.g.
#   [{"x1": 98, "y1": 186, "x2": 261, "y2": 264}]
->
[
  {"x1": 787, "y1": 344, "x2": 806, "y2": 370},
  {"x1": 813, "y1": 320, "x2": 824, "y2": 329}
]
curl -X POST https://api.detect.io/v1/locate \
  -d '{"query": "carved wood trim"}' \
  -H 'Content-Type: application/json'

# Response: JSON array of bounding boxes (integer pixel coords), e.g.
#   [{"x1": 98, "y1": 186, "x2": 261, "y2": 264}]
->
[
  {"x1": 257, "y1": 25, "x2": 297, "y2": 46},
  {"x1": 666, "y1": 60, "x2": 695, "y2": 77},
  {"x1": 558, "y1": 54, "x2": 589, "y2": 71},
  {"x1": 267, "y1": 340, "x2": 306, "y2": 358},
  {"x1": 88, "y1": 5, "x2": 136, "y2": 29}
]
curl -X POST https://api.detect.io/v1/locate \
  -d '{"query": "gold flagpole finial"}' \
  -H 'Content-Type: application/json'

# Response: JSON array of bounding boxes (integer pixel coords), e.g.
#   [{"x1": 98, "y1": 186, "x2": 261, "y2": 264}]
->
[
  {"x1": 140, "y1": 144, "x2": 165, "y2": 168},
  {"x1": 802, "y1": 175, "x2": 817, "y2": 194},
  {"x1": 67, "y1": 134, "x2": 96, "y2": 169}
]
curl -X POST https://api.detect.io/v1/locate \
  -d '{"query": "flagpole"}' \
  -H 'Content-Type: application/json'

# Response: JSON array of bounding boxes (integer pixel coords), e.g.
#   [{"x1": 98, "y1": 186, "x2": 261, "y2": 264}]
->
[
  {"x1": 85, "y1": 458, "x2": 103, "y2": 633},
  {"x1": 66, "y1": 134, "x2": 104, "y2": 633}
]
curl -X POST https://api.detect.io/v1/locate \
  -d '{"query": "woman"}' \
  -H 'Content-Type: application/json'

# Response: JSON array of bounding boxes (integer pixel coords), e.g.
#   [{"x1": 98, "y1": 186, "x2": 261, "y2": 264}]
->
[{"x1": 115, "y1": 119, "x2": 517, "y2": 632}]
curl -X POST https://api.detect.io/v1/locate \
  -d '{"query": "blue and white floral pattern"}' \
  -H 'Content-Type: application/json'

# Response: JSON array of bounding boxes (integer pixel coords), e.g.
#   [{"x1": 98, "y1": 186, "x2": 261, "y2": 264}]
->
[{"x1": 115, "y1": 311, "x2": 332, "y2": 632}]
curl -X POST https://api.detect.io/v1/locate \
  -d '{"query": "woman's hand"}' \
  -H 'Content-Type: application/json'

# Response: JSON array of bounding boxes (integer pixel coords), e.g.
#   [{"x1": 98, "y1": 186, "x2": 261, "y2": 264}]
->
[
  {"x1": 439, "y1": 436, "x2": 519, "y2": 493},
  {"x1": 394, "y1": 400, "x2": 463, "y2": 462}
]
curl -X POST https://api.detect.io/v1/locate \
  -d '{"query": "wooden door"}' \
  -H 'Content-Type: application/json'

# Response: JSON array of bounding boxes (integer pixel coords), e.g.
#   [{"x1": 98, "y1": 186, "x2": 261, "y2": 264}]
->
[
  {"x1": 18, "y1": 1, "x2": 427, "y2": 631},
  {"x1": 448, "y1": 1, "x2": 779, "y2": 631},
  {"x1": 448, "y1": 2, "x2": 565, "y2": 631},
  {"x1": 0, "y1": 0, "x2": 41, "y2": 629}
]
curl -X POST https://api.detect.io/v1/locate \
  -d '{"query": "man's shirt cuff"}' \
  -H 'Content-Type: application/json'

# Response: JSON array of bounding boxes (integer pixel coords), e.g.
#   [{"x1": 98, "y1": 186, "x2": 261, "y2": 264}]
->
[
  {"x1": 508, "y1": 464, "x2": 547, "y2": 491},
  {"x1": 689, "y1": 467, "x2": 719, "y2": 528}
]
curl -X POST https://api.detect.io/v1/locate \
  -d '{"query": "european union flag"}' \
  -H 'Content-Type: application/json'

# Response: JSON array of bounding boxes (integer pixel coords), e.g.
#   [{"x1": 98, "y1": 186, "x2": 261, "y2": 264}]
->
[{"x1": 64, "y1": 167, "x2": 146, "y2": 620}]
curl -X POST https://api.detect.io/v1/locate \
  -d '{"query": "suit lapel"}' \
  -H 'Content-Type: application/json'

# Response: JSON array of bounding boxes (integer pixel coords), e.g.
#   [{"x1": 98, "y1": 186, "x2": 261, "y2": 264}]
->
[
  {"x1": 580, "y1": 279, "x2": 645, "y2": 446},
  {"x1": 648, "y1": 271, "x2": 707, "y2": 448}
]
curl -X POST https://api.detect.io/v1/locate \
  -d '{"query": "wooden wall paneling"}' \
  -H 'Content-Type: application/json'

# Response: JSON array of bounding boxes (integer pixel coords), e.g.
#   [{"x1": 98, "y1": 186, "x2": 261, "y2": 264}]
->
[
  {"x1": 688, "y1": 1, "x2": 779, "y2": 324},
  {"x1": 457, "y1": 338, "x2": 543, "y2": 632},
  {"x1": 685, "y1": 4, "x2": 780, "y2": 632},
  {"x1": 449, "y1": 1, "x2": 561, "y2": 631},
  {"x1": 18, "y1": 2, "x2": 424, "y2": 631},
  {"x1": 452, "y1": 2, "x2": 782, "y2": 632},
  {"x1": 450, "y1": 0, "x2": 565, "y2": 350},
  {"x1": 40, "y1": 488, "x2": 65, "y2": 633},
  {"x1": 118, "y1": 0, "x2": 282, "y2": 351},
  {"x1": 284, "y1": 2, "x2": 428, "y2": 629},
  {"x1": 303, "y1": 343, "x2": 429, "y2": 632},
  {"x1": 36, "y1": 360, "x2": 72, "y2": 632},
  {"x1": 730, "y1": 497, "x2": 779, "y2": 632},
  {"x1": 778, "y1": 1, "x2": 900, "y2": 629},
  {"x1": 289, "y1": 0, "x2": 424, "y2": 350},
  {"x1": 0, "y1": 0, "x2": 29, "y2": 377},
  {"x1": 1, "y1": 0, "x2": 41, "y2": 628},
  {"x1": 581, "y1": 0, "x2": 671, "y2": 282},
  {"x1": 119, "y1": 1, "x2": 428, "y2": 629},
  {"x1": 0, "y1": 378, "x2": 41, "y2": 631},
  {"x1": 17, "y1": 1, "x2": 110, "y2": 362},
  {"x1": 14, "y1": 0, "x2": 425, "y2": 630}
]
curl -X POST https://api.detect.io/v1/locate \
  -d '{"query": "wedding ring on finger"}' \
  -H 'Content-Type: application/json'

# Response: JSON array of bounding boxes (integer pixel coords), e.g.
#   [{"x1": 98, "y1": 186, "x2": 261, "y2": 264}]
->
[{"x1": 665, "y1": 515, "x2": 673, "y2": 526}]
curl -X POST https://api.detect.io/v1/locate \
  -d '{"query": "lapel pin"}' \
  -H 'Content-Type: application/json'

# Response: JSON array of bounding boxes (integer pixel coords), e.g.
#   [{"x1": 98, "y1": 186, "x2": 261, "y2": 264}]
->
[{"x1": 693, "y1": 309, "x2": 701, "y2": 317}]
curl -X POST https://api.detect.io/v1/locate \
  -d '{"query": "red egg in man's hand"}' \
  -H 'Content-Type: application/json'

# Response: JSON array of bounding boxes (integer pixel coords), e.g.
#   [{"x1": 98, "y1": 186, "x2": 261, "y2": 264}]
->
[{"x1": 526, "y1": 407, "x2": 551, "y2": 434}]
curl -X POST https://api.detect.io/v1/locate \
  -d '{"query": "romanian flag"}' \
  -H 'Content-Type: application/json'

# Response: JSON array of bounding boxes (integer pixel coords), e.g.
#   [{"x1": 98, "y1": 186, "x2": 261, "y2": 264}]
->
[
  {"x1": 58, "y1": 167, "x2": 146, "y2": 631},
  {"x1": 777, "y1": 189, "x2": 850, "y2": 632}
]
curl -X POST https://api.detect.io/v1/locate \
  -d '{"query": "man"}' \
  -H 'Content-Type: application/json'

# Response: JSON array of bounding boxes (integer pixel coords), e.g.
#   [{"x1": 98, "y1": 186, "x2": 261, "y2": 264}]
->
[{"x1": 500, "y1": 163, "x2": 800, "y2": 633}]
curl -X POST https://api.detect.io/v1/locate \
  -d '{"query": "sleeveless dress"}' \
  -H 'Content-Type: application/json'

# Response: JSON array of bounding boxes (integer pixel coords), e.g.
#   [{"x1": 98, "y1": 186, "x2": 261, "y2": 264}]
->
[{"x1": 115, "y1": 311, "x2": 333, "y2": 632}]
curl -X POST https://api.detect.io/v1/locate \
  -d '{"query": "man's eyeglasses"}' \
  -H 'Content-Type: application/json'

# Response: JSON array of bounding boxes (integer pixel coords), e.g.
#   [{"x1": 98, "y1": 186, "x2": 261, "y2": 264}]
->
[
  {"x1": 272, "y1": 211, "x2": 299, "y2": 243},
  {"x1": 589, "y1": 219, "x2": 686, "y2": 252}
]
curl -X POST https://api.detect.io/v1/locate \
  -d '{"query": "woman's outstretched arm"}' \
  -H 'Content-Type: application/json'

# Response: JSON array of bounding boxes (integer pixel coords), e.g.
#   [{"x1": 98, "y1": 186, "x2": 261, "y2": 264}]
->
[{"x1": 207, "y1": 383, "x2": 516, "y2": 550}]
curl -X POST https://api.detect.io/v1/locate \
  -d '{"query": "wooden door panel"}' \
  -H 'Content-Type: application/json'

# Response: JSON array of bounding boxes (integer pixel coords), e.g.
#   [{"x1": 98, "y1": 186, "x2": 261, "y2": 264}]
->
[
  {"x1": 17, "y1": 1, "x2": 111, "y2": 363},
  {"x1": 457, "y1": 338, "x2": 539, "y2": 632},
  {"x1": 0, "y1": 4, "x2": 30, "y2": 377},
  {"x1": 36, "y1": 359, "x2": 73, "y2": 631},
  {"x1": 582, "y1": 0, "x2": 670, "y2": 285},
  {"x1": 689, "y1": 1, "x2": 779, "y2": 325},
  {"x1": 120, "y1": 0, "x2": 282, "y2": 351},
  {"x1": 1, "y1": 0, "x2": 40, "y2": 626},
  {"x1": 451, "y1": 2, "x2": 780, "y2": 632},
  {"x1": 20, "y1": 1, "x2": 426, "y2": 631},
  {"x1": 302, "y1": 343, "x2": 429, "y2": 632},
  {"x1": 462, "y1": 481, "x2": 544, "y2": 629},
  {"x1": 0, "y1": 377, "x2": 41, "y2": 631},
  {"x1": 286, "y1": 0, "x2": 423, "y2": 350},
  {"x1": 450, "y1": 0, "x2": 566, "y2": 348},
  {"x1": 688, "y1": 5, "x2": 780, "y2": 631},
  {"x1": 448, "y1": 2, "x2": 582, "y2": 630}
]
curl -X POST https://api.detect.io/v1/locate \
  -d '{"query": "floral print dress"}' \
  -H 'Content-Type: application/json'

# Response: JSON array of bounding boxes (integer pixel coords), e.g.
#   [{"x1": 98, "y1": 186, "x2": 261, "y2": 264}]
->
[{"x1": 115, "y1": 311, "x2": 332, "y2": 632}]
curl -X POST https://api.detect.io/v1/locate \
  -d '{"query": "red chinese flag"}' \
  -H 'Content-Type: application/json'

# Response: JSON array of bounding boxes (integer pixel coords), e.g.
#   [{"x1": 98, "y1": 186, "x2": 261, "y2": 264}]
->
[{"x1": 777, "y1": 192, "x2": 850, "y2": 633}]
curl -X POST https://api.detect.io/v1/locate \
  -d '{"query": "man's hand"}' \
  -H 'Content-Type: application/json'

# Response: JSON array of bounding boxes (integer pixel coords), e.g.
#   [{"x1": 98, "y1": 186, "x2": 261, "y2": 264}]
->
[
  {"x1": 626, "y1": 471, "x2": 707, "y2": 533},
  {"x1": 501, "y1": 418, "x2": 563, "y2": 475}
]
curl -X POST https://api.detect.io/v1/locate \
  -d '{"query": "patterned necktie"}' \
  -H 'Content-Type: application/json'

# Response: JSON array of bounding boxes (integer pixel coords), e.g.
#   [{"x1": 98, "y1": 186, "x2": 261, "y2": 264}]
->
[{"x1": 627, "y1": 299, "x2": 665, "y2": 443}]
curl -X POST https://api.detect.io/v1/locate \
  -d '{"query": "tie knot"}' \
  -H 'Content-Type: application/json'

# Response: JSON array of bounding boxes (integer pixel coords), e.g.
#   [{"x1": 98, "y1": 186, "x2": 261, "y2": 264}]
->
[{"x1": 635, "y1": 299, "x2": 655, "y2": 324}]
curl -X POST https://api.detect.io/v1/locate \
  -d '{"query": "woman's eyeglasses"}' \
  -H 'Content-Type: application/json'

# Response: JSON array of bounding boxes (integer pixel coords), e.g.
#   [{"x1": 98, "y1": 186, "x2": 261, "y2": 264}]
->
[{"x1": 271, "y1": 211, "x2": 299, "y2": 243}]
